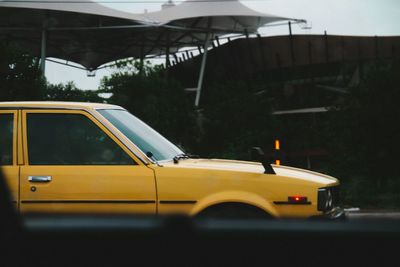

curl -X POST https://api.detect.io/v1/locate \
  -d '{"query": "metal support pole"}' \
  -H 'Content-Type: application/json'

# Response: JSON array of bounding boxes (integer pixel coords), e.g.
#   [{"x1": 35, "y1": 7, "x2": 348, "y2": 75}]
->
[
  {"x1": 215, "y1": 36, "x2": 221, "y2": 46},
  {"x1": 257, "y1": 33, "x2": 267, "y2": 72},
  {"x1": 289, "y1": 21, "x2": 295, "y2": 64},
  {"x1": 308, "y1": 41, "x2": 313, "y2": 64},
  {"x1": 173, "y1": 53, "x2": 178, "y2": 63},
  {"x1": 165, "y1": 30, "x2": 170, "y2": 79},
  {"x1": 307, "y1": 155, "x2": 311, "y2": 169},
  {"x1": 165, "y1": 44, "x2": 170, "y2": 68},
  {"x1": 139, "y1": 42, "x2": 144, "y2": 75},
  {"x1": 194, "y1": 33, "x2": 211, "y2": 107},
  {"x1": 244, "y1": 29, "x2": 256, "y2": 74},
  {"x1": 324, "y1": 30, "x2": 329, "y2": 62},
  {"x1": 40, "y1": 28, "x2": 47, "y2": 76}
]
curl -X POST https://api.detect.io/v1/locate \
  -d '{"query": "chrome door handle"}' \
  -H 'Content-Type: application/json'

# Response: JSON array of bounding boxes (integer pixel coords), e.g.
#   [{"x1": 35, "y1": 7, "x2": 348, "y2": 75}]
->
[{"x1": 28, "y1": 176, "x2": 52, "y2": 183}]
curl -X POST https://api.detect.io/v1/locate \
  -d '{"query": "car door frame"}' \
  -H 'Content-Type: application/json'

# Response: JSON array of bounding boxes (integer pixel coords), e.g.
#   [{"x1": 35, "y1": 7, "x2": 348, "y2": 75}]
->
[{"x1": 19, "y1": 108, "x2": 158, "y2": 214}]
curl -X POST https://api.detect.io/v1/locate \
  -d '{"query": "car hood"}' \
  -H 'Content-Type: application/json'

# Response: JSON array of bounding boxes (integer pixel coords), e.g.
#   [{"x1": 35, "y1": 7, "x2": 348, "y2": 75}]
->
[
  {"x1": 163, "y1": 158, "x2": 265, "y2": 173},
  {"x1": 271, "y1": 164, "x2": 339, "y2": 185},
  {"x1": 162, "y1": 158, "x2": 338, "y2": 185}
]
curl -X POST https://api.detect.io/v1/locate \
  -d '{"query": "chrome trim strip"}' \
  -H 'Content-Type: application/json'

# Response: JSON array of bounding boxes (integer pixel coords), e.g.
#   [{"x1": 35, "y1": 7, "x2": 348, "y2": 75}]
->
[
  {"x1": 159, "y1": 200, "x2": 197, "y2": 204},
  {"x1": 21, "y1": 200, "x2": 156, "y2": 204}
]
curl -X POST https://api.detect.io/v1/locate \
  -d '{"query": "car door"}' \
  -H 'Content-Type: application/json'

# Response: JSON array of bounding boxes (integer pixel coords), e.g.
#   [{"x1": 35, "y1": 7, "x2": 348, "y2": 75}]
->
[
  {"x1": 19, "y1": 109, "x2": 156, "y2": 215},
  {"x1": 0, "y1": 110, "x2": 19, "y2": 210}
]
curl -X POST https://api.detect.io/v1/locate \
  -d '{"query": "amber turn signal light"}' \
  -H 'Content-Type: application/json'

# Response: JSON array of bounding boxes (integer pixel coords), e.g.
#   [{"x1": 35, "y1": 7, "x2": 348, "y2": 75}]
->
[{"x1": 288, "y1": 196, "x2": 308, "y2": 203}]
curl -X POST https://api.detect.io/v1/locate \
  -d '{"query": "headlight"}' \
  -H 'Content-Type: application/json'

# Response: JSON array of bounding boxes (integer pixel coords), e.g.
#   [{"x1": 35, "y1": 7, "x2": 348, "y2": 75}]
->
[{"x1": 318, "y1": 186, "x2": 340, "y2": 212}]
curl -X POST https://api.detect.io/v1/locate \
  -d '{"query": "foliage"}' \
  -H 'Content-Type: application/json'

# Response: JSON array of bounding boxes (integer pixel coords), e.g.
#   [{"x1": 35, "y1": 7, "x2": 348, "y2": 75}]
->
[
  {"x1": 326, "y1": 63, "x2": 400, "y2": 178},
  {"x1": 100, "y1": 60, "x2": 197, "y2": 151},
  {"x1": 0, "y1": 43, "x2": 45, "y2": 100},
  {"x1": 321, "y1": 62, "x2": 400, "y2": 207},
  {"x1": 45, "y1": 82, "x2": 104, "y2": 102},
  {"x1": 199, "y1": 80, "x2": 274, "y2": 159}
]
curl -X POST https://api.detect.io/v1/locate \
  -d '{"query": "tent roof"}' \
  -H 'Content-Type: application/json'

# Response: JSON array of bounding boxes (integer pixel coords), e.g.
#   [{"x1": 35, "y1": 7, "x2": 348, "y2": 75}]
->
[
  {"x1": 0, "y1": 0, "x2": 301, "y2": 70},
  {"x1": 0, "y1": 0, "x2": 146, "y2": 23},
  {"x1": 146, "y1": 0, "x2": 292, "y2": 32}
]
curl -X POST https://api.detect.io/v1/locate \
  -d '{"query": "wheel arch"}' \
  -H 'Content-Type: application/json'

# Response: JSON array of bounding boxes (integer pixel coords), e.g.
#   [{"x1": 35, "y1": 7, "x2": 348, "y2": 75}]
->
[{"x1": 190, "y1": 191, "x2": 279, "y2": 218}]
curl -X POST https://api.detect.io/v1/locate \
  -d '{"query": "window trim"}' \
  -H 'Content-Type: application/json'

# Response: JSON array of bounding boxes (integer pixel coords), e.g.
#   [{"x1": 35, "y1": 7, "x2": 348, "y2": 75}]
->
[
  {"x1": 93, "y1": 108, "x2": 151, "y2": 165},
  {"x1": 0, "y1": 111, "x2": 17, "y2": 166},
  {"x1": 22, "y1": 109, "x2": 141, "y2": 166}
]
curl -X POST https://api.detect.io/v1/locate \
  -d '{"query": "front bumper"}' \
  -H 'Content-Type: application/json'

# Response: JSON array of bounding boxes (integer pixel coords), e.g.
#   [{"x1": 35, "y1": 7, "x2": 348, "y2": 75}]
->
[{"x1": 311, "y1": 207, "x2": 346, "y2": 220}]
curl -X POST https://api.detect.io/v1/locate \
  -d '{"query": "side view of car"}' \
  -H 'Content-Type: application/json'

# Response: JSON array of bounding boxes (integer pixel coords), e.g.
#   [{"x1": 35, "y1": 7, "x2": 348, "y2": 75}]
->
[{"x1": 0, "y1": 101, "x2": 344, "y2": 219}]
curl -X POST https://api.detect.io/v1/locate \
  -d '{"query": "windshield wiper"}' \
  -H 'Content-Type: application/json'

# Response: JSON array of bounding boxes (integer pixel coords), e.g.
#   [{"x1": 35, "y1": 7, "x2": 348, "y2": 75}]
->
[
  {"x1": 173, "y1": 153, "x2": 189, "y2": 164},
  {"x1": 173, "y1": 153, "x2": 199, "y2": 164}
]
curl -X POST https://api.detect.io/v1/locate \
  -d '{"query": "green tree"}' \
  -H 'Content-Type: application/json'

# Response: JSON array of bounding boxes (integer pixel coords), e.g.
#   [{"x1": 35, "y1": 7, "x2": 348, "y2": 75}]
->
[
  {"x1": 100, "y1": 60, "x2": 197, "y2": 152},
  {"x1": 326, "y1": 63, "x2": 400, "y2": 180},
  {"x1": 322, "y1": 62, "x2": 400, "y2": 207},
  {"x1": 200, "y1": 80, "x2": 274, "y2": 159},
  {"x1": 45, "y1": 81, "x2": 104, "y2": 102},
  {"x1": 0, "y1": 43, "x2": 45, "y2": 100}
]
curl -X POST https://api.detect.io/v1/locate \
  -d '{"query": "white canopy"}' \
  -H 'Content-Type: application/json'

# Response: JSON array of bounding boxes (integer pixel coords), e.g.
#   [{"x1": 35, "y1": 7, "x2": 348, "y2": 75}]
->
[
  {"x1": 146, "y1": 0, "x2": 294, "y2": 33},
  {"x1": 0, "y1": 0, "x2": 146, "y2": 22},
  {"x1": 0, "y1": 0, "x2": 301, "y2": 69}
]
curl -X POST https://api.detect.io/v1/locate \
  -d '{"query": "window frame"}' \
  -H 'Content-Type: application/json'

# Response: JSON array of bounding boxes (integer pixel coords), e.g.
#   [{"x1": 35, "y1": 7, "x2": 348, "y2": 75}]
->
[
  {"x1": 0, "y1": 110, "x2": 17, "y2": 166},
  {"x1": 22, "y1": 109, "x2": 140, "y2": 166}
]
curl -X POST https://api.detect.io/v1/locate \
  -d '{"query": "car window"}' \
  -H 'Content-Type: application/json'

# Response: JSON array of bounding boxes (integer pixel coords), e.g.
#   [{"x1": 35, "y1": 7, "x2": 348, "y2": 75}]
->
[
  {"x1": 98, "y1": 109, "x2": 183, "y2": 161},
  {"x1": 0, "y1": 114, "x2": 13, "y2": 165},
  {"x1": 27, "y1": 113, "x2": 136, "y2": 165}
]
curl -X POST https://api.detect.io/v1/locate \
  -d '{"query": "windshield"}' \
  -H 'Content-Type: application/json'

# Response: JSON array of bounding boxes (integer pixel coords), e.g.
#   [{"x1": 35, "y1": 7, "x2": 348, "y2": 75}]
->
[{"x1": 98, "y1": 109, "x2": 183, "y2": 161}]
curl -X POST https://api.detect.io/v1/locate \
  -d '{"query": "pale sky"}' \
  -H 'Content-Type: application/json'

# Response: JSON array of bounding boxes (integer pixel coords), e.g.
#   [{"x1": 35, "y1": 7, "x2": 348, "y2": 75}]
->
[{"x1": 45, "y1": 0, "x2": 400, "y2": 90}]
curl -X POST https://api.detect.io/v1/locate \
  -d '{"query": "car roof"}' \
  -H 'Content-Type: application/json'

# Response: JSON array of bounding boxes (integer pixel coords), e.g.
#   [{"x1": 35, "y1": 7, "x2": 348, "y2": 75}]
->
[{"x1": 0, "y1": 101, "x2": 123, "y2": 110}]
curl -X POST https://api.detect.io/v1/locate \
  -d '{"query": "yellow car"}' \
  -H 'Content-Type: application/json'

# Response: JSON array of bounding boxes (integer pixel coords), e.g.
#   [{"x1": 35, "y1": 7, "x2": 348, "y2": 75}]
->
[{"x1": 0, "y1": 101, "x2": 344, "y2": 219}]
